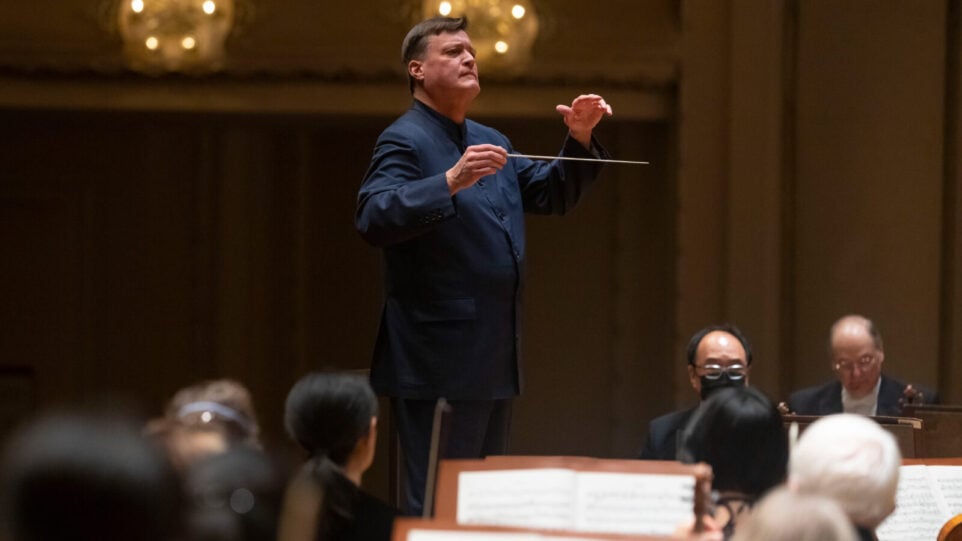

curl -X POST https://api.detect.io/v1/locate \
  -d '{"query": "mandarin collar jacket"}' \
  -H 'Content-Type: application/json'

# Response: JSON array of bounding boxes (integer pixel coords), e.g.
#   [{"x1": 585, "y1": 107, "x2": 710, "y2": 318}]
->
[{"x1": 356, "y1": 99, "x2": 608, "y2": 399}]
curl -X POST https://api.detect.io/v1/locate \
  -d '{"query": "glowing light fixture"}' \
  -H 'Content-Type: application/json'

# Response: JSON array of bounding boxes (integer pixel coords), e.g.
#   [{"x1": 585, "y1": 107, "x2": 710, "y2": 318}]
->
[
  {"x1": 118, "y1": 0, "x2": 235, "y2": 74},
  {"x1": 423, "y1": 0, "x2": 538, "y2": 75}
]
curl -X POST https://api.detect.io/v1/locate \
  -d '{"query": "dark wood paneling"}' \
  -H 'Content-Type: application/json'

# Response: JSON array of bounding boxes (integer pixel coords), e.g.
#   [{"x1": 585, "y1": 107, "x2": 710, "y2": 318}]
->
[
  {"x1": 793, "y1": 1, "x2": 946, "y2": 389},
  {"x1": 940, "y1": 0, "x2": 962, "y2": 404},
  {"x1": 0, "y1": 192, "x2": 82, "y2": 408},
  {"x1": 486, "y1": 116, "x2": 675, "y2": 458}
]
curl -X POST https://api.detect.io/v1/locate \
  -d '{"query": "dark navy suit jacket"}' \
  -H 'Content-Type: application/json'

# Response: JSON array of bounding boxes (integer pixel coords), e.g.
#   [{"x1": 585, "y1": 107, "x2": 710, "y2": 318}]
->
[
  {"x1": 787, "y1": 374, "x2": 939, "y2": 416},
  {"x1": 356, "y1": 100, "x2": 607, "y2": 400},
  {"x1": 638, "y1": 406, "x2": 698, "y2": 460}
]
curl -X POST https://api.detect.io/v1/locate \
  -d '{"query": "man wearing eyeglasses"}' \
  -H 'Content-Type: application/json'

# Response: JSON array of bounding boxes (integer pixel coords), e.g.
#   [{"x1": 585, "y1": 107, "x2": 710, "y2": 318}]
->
[
  {"x1": 787, "y1": 314, "x2": 938, "y2": 416},
  {"x1": 638, "y1": 323, "x2": 753, "y2": 460}
]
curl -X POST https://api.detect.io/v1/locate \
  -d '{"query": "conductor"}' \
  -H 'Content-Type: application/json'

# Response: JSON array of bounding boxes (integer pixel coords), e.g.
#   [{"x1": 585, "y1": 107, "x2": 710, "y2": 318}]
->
[{"x1": 356, "y1": 16, "x2": 613, "y2": 515}]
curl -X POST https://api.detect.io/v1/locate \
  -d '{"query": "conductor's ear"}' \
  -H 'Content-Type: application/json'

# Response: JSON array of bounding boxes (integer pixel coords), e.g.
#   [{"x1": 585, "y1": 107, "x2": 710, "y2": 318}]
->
[{"x1": 408, "y1": 60, "x2": 424, "y2": 82}]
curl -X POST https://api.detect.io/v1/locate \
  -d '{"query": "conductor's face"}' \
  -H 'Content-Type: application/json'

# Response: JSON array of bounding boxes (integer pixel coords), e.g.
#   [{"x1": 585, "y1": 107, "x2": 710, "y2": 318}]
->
[{"x1": 409, "y1": 30, "x2": 479, "y2": 100}]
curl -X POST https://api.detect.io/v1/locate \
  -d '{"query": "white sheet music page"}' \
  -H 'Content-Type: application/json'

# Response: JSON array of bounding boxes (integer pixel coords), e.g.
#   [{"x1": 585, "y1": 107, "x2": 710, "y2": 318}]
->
[
  {"x1": 574, "y1": 472, "x2": 694, "y2": 535},
  {"x1": 408, "y1": 530, "x2": 540, "y2": 541},
  {"x1": 541, "y1": 537, "x2": 627, "y2": 541},
  {"x1": 877, "y1": 465, "x2": 951, "y2": 541},
  {"x1": 457, "y1": 469, "x2": 577, "y2": 530},
  {"x1": 407, "y1": 530, "x2": 639, "y2": 541},
  {"x1": 928, "y1": 465, "x2": 962, "y2": 513}
]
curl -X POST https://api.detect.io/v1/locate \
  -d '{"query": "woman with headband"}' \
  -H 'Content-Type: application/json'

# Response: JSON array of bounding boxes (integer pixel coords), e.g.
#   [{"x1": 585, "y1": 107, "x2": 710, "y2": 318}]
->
[{"x1": 146, "y1": 379, "x2": 261, "y2": 471}]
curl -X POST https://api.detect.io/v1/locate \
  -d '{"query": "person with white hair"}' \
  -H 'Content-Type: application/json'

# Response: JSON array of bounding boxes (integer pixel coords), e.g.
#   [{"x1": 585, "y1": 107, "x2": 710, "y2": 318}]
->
[
  {"x1": 788, "y1": 413, "x2": 901, "y2": 541},
  {"x1": 731, "y1": 486, "x2": 858, "y2": 541}
]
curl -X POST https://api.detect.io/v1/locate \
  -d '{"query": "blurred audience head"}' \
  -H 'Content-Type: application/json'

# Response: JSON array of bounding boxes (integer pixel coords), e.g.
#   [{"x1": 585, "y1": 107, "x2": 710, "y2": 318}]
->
[
  {"x1": 184, "y1": 446, "x2": 286, "y2": 541},
  {"x1": 789, "y1": 413, "x2": 900, "y2": 530},
  {"x1": 731, "y1": 486, "x2": 858, "y2": 541},
  {"x1": 165, "y1": 379, "x2": 260, "y2": 446},
  {"x1": 145, "y1": 417, "x2": 230, "y2": 472},
  {"x1": 0, "y1": 410, "x2": 184, "y2": 541},
  {"x1": 147, "y1": 378, "x2": 261, "y2": 471}
]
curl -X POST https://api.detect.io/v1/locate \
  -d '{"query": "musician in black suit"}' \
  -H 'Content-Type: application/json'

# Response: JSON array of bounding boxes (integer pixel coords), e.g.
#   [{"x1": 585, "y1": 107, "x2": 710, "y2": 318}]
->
[
  {"x1": 639, "y1": 323, "x2": 753, "y2": 460},
  {"x1": 787, "y1": 314, "x2": 938, "y2": 416}
]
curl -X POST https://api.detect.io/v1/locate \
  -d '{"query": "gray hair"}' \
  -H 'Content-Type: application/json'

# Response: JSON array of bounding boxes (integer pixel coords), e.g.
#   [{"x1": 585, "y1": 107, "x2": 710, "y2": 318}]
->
[
  {"x1": 731, "y1": 486, "x2": 858, "y2": 541},
  {"x1": 789, "y1": 414, "x2": 901, "y2": 529}
]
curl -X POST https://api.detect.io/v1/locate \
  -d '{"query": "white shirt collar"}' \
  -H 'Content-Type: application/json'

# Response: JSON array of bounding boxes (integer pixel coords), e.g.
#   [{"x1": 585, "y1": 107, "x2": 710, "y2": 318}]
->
[{"x1": 841, "y1": 377, "x2": 882, "y2": 416}]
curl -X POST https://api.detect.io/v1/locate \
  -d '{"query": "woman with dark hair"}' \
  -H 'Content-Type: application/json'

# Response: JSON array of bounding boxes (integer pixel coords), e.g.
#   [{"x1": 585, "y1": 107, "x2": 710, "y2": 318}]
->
[
  {"x1": 283, "y1": 372, "x2": 398, "y2": 541},
  {"x1": 678, "y1": 386, "x2": 789, "y2": 540}
]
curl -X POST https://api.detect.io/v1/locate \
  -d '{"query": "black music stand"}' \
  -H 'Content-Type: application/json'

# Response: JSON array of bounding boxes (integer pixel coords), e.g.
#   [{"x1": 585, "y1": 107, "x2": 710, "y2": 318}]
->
[{"x1": 422, "y1": 398, "x2": 453, "y2": 518}]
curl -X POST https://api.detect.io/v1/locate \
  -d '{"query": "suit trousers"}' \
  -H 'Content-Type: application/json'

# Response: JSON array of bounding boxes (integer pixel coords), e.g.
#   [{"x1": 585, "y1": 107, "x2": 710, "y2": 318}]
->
[{"x1": 392, "y1": 397, "x2": 513, "y2": 516}]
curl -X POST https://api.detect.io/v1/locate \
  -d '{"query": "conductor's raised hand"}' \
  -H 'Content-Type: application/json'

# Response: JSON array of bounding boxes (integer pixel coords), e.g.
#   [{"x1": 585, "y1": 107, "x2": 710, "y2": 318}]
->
[
  {"x1": 555, "y1": 94, "x2": 613, "y2": 148},
  {"x1": 445, "y1": 144, "x2": 508, "y2": 195}
]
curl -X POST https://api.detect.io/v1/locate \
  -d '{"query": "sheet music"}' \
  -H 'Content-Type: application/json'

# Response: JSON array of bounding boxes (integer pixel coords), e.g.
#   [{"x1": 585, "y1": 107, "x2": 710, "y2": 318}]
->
[
  {"x1": 407, "y1": 530, "x2": 639, "y2": 541},
  {"x1": 457, "y1": 469, "x2": 578, "y2": 530},
  {"x1": 877, "y1": 465, "x2": 951, "y2": 541},
  {"x1": 928, "y1": 466, "x2": 962, "y2": 513},
  {"x1": 456, "y1": 468, "x2": 695, "y2": 535},
  {"x1": 574, "y1": 472, "x2": 695, "y2": 535},
  {"x1": 541, "y1": 537, "x2": 626, "y2": 541},
  {"x1": 408, "y1": 530, "x2": 540, "y2": 541}
]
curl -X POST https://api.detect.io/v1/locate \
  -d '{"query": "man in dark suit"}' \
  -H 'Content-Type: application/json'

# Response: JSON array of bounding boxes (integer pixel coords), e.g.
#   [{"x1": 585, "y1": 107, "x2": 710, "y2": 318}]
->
[
  {"x1": 787, "y1": 314, "x2": 938, "y2": 416},
  {"x1": 356, "y1": 16, "x2": 612, "y2": 515},
  {"x1": 639, "y1": 324, "x2": 753, "y2": 460}
]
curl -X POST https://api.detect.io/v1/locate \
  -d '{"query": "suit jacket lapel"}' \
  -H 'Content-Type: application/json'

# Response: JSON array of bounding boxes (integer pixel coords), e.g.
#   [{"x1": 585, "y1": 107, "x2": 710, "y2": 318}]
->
[
  {"x1": 877, "y1": 375, "x2": 904, "y2": 416},
  {"x1": 819, "y1": 381, "x2": 844, "y2": 415}
]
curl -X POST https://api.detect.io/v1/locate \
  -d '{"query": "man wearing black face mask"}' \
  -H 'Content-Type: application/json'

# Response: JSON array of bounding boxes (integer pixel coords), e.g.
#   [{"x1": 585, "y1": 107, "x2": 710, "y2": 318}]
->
[{"x1": 638, "y1": 323, "x2": 753, "y2": 460}]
